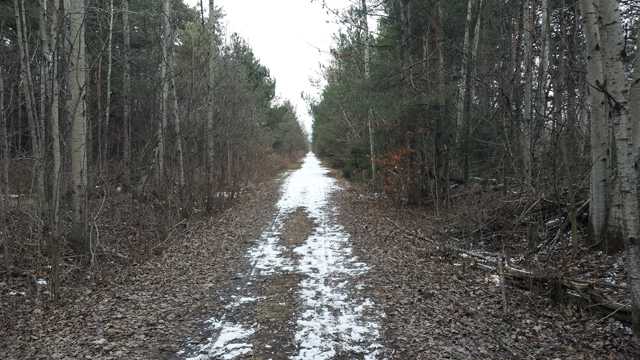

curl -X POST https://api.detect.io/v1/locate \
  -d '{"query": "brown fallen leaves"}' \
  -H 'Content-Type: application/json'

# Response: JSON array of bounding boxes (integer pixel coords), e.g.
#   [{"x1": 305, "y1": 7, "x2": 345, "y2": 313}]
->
[
  {"x1": 0, "y1": 180, "x2": 281, "y2": 360},
  {"x1": 3, "y1": 171, "x2": 640, "y2": 359},
  {"x1": 335, "y1": 182, "x2": 640, "y2": 359}
]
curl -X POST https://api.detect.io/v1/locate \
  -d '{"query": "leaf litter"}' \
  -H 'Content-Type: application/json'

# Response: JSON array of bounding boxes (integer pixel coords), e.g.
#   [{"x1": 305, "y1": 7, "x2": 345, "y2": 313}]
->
[{"x1": 3, "y1": 152, "x2": 640, "y2": 359}]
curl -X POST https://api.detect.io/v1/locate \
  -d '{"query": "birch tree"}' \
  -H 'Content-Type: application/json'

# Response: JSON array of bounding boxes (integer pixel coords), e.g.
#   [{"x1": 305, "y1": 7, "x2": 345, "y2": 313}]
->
[
  {"x1": 580, "y1": 0, "x2": 609, "y2": 246},
  {"x1": 597, "y1": 0, "x2": 640, "y2": 336},
  {"x1": 455, "y1": 0, "x2": 473, "y2": 136},
  {"x1": 69, "y1": 0, "x2": 89, "y2": 253}
]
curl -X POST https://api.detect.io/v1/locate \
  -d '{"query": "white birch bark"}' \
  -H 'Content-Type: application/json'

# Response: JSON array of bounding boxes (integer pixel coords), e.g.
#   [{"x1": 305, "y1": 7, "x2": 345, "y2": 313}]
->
[
  {"x1": 598, "y1": 0, "x2": 640, "y2": 337},
  {"x1": 455, "y1": 0, "x2": 474, "y2": 134},
  {"x1": 580, "y1": 0, "x2": 609, "y2": 245},
  {"x1": 69, "y1": 0, "x2": 88, "y2": 252}
]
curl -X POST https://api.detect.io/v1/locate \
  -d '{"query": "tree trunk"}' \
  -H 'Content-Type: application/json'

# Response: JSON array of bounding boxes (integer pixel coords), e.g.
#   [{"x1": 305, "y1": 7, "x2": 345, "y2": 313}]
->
[
  {"x1": 538, "y1": 0, "x2": 551, "y2": 120},
  {"x1": 206, "y1": 0, "x2": 216, "y2": 210},
  {"x1": 456, "y1": 0, "x2": 473, "y2": 140},
  {"x1": 0, "y1": 65, "x2": 9, "y2": 278},
  {"x1": 46, "y1": 0, "x2": 62, "y2": 300},
  {"x1": 167, "y1": 7, "x2": 187, "y2": 212},
  {"x1": 598, "y1": 0, "x2": 640, "y2": 337},
  {"x1": 123, "y1": 0, "x2": 132, "y2": 189},
  {"x1": 463, "y1": 0, "x2": 482, "y2": 184},
  {"x1": 15, "y1": 0, "x2": 48, "y2": 251},
  {"x1": 631, "y1": 16, "x2": 640, "y2": 179},
  {"x1": 432, "y1": 0, "x2": 448, "y2": 204},
  {"x1": 522, "y1": 0, "x2": 533, "y2": 186},
  {"x1": 362, "y1": 0, "x2": 375, "y2": 182},
  {"x1": 158, "y1": 0, "x2": 170, "y2": 186},
  {"x1": 69, "y1": 0, "x2": 89, "y2": 253},
  {"x1": 103, "y1": 0, "x2": 114, "y2": 176},
  {"x1": 580, "y1": 0, "x2": 609, "y2": 247}
]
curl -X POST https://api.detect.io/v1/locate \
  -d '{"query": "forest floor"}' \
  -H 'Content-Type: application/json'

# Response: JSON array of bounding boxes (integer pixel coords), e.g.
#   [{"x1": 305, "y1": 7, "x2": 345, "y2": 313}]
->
[{"x1": 2, "y1": 154, "x2": 640, "y2": 359}]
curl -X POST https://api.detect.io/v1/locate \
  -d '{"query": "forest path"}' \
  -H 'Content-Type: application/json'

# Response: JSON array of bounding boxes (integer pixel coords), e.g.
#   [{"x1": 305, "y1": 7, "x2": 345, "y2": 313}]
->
[{"x1": 176, "y1": 153, "x2": 387, "y2": 359}]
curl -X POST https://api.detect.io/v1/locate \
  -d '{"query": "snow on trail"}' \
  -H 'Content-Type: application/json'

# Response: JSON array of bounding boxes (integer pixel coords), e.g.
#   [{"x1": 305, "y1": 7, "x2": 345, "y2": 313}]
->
[{"x1": 183, "y1": 152, "x2": 385, "y2": 359}]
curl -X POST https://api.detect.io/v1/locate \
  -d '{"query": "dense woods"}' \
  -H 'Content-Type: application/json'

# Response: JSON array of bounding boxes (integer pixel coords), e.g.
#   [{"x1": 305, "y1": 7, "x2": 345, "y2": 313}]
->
[
  {"x1": 3, "y1": 0, "x2": 640, "y2": 356},
  {"x1": 0, "y1": 0, "x2": 307, "y2": 299},
  {"x1": 311, "y1": 0, "x2": 640, "y2": 336}
]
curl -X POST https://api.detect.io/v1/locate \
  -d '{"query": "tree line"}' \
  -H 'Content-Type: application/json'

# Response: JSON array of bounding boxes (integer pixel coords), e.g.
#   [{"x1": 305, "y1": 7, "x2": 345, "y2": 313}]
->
[
  {"x1": 0, "y1": 0, "x2": 307, "y2": 298},
  {"x1": 311, "y1": 0, "x2": 640, "y2": 337}
]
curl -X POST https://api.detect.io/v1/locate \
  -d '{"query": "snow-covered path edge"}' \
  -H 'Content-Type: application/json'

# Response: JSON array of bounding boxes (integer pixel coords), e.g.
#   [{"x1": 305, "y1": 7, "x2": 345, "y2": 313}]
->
[{"x1": 181, "y1": 152, "x2": 385, "y2": 359}]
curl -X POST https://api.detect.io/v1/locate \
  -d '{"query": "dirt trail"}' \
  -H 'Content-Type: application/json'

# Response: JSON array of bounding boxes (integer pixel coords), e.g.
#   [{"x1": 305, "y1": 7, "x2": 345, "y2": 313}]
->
[{"x1": 177, "y1": 153, "x2": 387, "y2": 359}]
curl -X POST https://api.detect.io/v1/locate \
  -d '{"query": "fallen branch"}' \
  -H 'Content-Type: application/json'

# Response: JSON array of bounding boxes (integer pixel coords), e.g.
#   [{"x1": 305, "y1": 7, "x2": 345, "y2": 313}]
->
[{"x1": 387, "y1": 217, "x2": 633, "y2": 324}]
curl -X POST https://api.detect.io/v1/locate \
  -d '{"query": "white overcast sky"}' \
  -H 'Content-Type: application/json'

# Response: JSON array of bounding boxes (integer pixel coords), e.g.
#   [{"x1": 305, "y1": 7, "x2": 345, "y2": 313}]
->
[{"x1": 184, "y1": 0, "x2": 357, "y2": 133}]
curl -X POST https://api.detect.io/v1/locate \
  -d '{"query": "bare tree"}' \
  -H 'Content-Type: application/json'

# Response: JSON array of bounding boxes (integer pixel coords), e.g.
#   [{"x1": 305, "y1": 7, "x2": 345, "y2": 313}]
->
[
  {"x1": 206, "y1": 0, "x2": 216, "y2": 210},
  {"x1": 580, "y1": 0, "x2": 609, "y2": 246},
  {"x1": 102, "y1": 0, "x2": 115, "y2": 176},
  {"x1": 123, "y1": 0, "x2": 132, "y2": 189},
  {"x1": 0, "y1": 64, "x2": 8, "y2": 277},
  {"x1": 362, "y1": 0, "x2": 375, "y2": 182},
  {"x1": 14, "y1": 0, "x2": 48, "y2": 247},
  {"x1": 69, "y1": 0, "x2": 89, "y2": 253},
  {"x1": 521, "y1": 0, "x2": 533, "y2": 186},
  {"x1": 166, "y1": 1, "x2": 186, "y2": 208},
  {"x1": 597, "y1": 0, "x2": 640, "y2": 336},
  {"x1": 157, "y1": 0, "x2": 170, "y2": 185}
]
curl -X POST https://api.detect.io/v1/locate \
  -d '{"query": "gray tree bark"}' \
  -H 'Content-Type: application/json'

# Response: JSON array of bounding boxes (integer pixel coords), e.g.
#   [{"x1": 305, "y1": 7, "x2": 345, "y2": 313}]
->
[
  {"x1": 455, "y1": 0, "x2": 473, "y2": 135},
  {"x1": 522, "y1": 0, "x2": 533, "y2": 186},
  {"x1": 45, "y1": 0, "x2": 62, "y2": 300},
  {"x1": 157, "y1": 0, "x2": 171, "y2": 185},
  {"x1": 580, "y1": 0, "x2": 609, "y2": 246},
  {"x1": 166, "y1": 4, "x2": 186, "y2": 209},
  {"x1": 598, "y1": 0, "x2": 640, "y2": 337},
  {"x1": 123, "y1": 0, "x2": 132, "y2": 189},
  {"x1": 69, "y1": 0, "x2": 89, "y2": 253},
  {"x1": 103, "y1": 0, "x2": 115, "y2": 176},
  {"x1": 361, "y1": 0, "x2": 375, "y2": 182},
  {"x1": 206, "y1": 0, "x2": 216, "y2": 209},
  {"x1": 0, "y1": 65, "x2": 9, "y2": 278}
]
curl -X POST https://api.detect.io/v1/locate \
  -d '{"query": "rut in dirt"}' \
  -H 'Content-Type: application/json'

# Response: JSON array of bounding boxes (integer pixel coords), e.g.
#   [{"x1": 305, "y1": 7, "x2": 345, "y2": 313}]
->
[{"x1": 177, "y1": 153, "x2": 386, "y2": 359}]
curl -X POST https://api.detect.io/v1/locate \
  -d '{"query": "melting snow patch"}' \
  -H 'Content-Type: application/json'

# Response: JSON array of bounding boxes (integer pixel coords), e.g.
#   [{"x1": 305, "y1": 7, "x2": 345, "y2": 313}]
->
[{"x1": 185, "y1": 320, "x2": 254, "y2": 360}]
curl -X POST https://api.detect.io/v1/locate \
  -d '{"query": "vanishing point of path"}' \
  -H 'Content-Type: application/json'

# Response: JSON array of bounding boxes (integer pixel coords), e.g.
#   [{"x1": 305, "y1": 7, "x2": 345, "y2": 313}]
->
[{"x1": 176, "y1": 153, "x2": 387, "y2": 359}]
